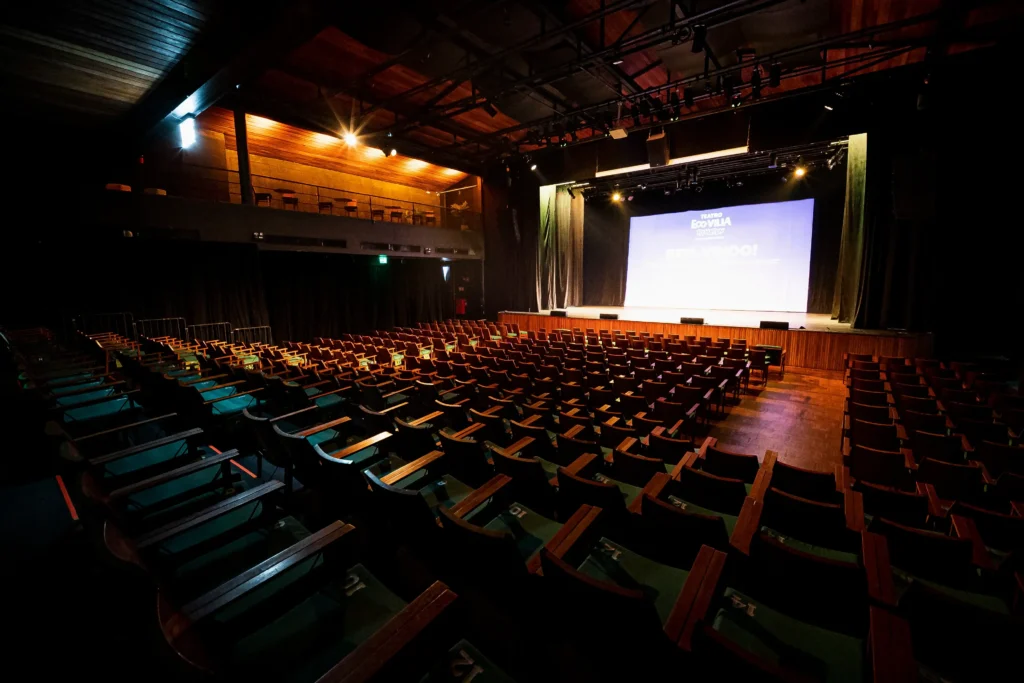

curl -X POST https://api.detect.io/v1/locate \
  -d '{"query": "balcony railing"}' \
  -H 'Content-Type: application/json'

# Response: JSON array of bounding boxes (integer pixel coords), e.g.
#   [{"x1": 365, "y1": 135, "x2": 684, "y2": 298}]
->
[{"x1": 135, "y1": 164, "x2": 481, "y2": 231}]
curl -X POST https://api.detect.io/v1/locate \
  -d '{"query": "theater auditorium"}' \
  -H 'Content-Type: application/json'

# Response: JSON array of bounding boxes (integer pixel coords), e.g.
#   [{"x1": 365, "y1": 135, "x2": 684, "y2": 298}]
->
[{"x1": 2, "y1": 2, "x2": 1022, "y2": 681}]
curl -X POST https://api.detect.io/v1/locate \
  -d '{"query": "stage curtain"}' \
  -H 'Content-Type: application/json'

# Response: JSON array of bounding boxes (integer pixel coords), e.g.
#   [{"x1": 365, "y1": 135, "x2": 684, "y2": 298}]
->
[
  {"x1": 537, "y1": 185, "x2": 584, "y2": 310},
  {"x1": 581, "y1": 200, "x2": 629, "y2": 305},
  {"x1": 481, "y1": 167, "x2": 540, "y2": 317},
  {"x1": 831, "y1": 133, "x2": 868, "y2": 323}
]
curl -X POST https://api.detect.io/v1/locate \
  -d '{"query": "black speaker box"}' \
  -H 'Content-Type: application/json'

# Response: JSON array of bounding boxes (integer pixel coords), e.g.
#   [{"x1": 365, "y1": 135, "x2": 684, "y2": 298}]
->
[
  {"x1": 679, "y1": 317, "x2": 704, "y2": 325},
  {"x1": 550, "y1": 310, "x2": 567, "y2": 317},
  {"x1": 759, "y1": 320, "x2": 790, "y2": 330},
  {"x1": 600, "y1": 313, "x2": 619, "y2": 320},
  {"x1": 647, "y1": 130, "x2": 670, "y2": 168}
]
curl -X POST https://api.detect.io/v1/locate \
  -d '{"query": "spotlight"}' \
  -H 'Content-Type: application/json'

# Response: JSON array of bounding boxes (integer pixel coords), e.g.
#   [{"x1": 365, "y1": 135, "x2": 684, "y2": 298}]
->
[
  {"x1": 824, "y1": 104, "x2": 833, "y2": 111},
  {"x1": 178, "y1": 114, "x2": 196, "y2": 148},
  {"x1": 612, "y1": 192, "x2": 622, "y2": 202},
  {"x1": 630, "y1": 104, "x2": 641, "y2": 127},
  {"x1": 530, "y1": 164, "x2": 537, "y2": 171},
  {"x1": 343, "y1": 131, "x2": 358, "y2": 146},
  {"x1": 626, "y1": 195, "x2": 634, "y2": 202},
  {"x1": 750, "y1": 66, "x2": 761, "y2": 98},
  {"x1": 482, "y1": 101, "x2": 498, "y2": 117},
  {"x1": 794, "y1": 167, "x2": 806, "y2": 178},
  {"x1": 769, "y1": 62, "x2": 781, "y2": 88},
  {"x1": 669, "y1": 91, "x2": 681, "y2": 119},
  {"x1": 722, "y1": 75, "x2": 735, "y2": 99},
  {"x1": 691, "y1": 25, "x2": 706, "y2": 53},
  {"x1": 683, "y1": 87, "x2": 694, "y2": 108}
]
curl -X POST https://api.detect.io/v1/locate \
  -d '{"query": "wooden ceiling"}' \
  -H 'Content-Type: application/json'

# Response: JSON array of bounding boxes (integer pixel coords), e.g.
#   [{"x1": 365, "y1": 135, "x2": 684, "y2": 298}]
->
[
  {"x1": 198, "y1": 106, "x2": 468, "y2": 192},
  {"x1": 0, "y1": 0, "x2": 216, "y2": 125}
]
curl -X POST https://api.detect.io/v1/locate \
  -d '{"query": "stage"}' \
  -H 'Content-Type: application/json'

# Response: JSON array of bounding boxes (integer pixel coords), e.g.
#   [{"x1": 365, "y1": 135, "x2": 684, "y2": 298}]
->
[{"x1": 498, "y1": 306, "x2": 933, "y2": 372}]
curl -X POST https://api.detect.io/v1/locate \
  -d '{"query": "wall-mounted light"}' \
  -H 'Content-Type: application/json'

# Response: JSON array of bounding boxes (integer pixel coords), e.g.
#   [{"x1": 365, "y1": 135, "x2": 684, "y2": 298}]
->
[{"x1": 179, "y1": 114, "x2": 196, "y2": 148}]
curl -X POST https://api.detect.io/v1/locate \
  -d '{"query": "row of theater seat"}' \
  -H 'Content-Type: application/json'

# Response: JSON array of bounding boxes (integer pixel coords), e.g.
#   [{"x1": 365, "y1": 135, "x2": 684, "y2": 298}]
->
[{"x1": 9, "y1": 325, "x2": 1021, "y2": 681}]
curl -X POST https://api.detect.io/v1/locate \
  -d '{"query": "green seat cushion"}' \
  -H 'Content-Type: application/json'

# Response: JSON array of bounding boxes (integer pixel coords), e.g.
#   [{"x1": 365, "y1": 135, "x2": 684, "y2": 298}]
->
[
  {"x1": 211, "y1": 394, "x2": 259, "y2": 416},
  {"x1": 760, "y1": 527, "x2": 860, "y2": 564},
  {"x1": 593, "y1": 473, "x2": 642, "y2": 508},
  {"x1": 125, "y1": 462, "x2": 240, "y2": 519},
  {"x1": 385, "y1": 392, "x2": 409, "y2": 407},
  {"x1": 314, "y1": 393, "x2": 343, "y2": 409},
  {"x1": 890, "y1": 566, "x2": 1010, "y2": 614},
  {"x1": 63, "y1": 396, "x2": 131, "y2": 422},
  {"x1": 192, "y1": 380, "x2": 218, "y2": 390},
  {"x1": 56, "y1": 387, "x2": 116, "y2": 406},
  {"x1": 482, "y1": 502, "x2": 561, "y2": 562},
  {"x1": 50, "y1": 379, "x2": 105, "y2": 395},
  {"x1": 419, "y1": 639, "x2": 516, "y2": 683},
  {"x1": 537, "y1": 457, "x2": 559, "y2": 477},
  {"x1": 201, "y1": 386, "x2": 238, "y2": 401},
  {"x1": 711, "y1": 587, "x2": 864, "y2": 683},
  {"x1": 667, "y1": 495, "x2": 739, "y2": 537},
  {"x1": 226, "y1": 563, "x2": 406, "y2": 683},
  {"x1": 418, "y1": 474, "x2": 473, "y2": 512},
  {"x1": 304, "y1": 386, "x2": 321, "y2": 397},
  {"x1": 306, "y1": 429, "x2": 339, "y2": 448},
  {"x1": 101, "y1": 437, "x2": 197, "y2": 478},
  {"x1": 578, "y1": 537, "x2": 689, "y2": 625}
]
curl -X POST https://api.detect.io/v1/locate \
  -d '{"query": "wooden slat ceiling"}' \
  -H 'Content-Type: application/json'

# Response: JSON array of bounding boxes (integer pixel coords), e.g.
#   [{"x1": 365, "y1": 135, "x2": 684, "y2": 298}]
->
[
  {"x1": 198, "y1": 106, "x2": 468, "y2": 192},
  {"x1": 0, "y1": 0, "x2": 216, "y2": 125}
]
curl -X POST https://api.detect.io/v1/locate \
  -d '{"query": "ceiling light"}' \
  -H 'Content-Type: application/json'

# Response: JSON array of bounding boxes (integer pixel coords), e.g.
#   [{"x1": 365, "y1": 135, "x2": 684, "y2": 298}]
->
[
  {"x1": 389, "y1": 148, "x2": 398, "y2": 156},
  {"x1": 530, "y1": 164, "x2": 537, "y2": 171},
  {"x1": 612, "y1": 60, "x2": 624, "y2": 65},
  {"x1": 824, "y1": 104, "x2": 834, "y2": 111},
  {"x1": 794, "y1": 167, "x2": 806, "y2": 178},
  {"x1": 178, "y1": 115, "x2": 196, "y2": 148},
  {"x1": 343, "y1": 131, "x2": 358, "y2": 146},
  {"x1": 612, "y1": 192, "x2": 622, "y2": 202}
]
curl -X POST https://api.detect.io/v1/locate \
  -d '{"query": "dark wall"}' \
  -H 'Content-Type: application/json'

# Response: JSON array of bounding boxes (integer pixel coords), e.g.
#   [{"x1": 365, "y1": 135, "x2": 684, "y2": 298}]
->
[
  {"x1": 581, "y1": 170, "x2": 846, "y2": 312},
  {"x1": 0, "y1": 237, "x2": 452, "y2": 340}
]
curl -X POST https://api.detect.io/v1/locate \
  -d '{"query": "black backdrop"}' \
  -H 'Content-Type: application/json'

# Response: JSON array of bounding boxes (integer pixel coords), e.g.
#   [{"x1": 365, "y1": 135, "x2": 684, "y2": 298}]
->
[
  {"x1": 1, "y1": 237, "x2": 453, "y2": 340},
  {"x1": 581, "y1": 170, "x2": 846, "y2": 313}
]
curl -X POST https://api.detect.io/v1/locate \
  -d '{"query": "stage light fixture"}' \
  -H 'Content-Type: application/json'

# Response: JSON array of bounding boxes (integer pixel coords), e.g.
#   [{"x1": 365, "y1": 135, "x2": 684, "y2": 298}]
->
[
  {"x1": 794, "y1": 166, "x2": 806, "y2": 178},
  {"x1": 769, "y1": 62, "x2": 781, "y2": 87},
  {"x1": 389, "y1": 148, "x2": 398, "y2": 156},
  {"x1": 178, "y1": 114, "x2": 196, "y2": 148},
  {"x1": 750, "y1": 66, "x2": 762, "y2": 98},
  {"x1": 824, "y1": 104, "x2": 833, "y2": 111},
  {"x1": 630, "y1": 104, "x2": 641, "y2": 127},
  {"x1": 612, "y1": 192, "x2": 622, "y2": 202},
  {"x1": 343, "y1": 131, "x2": 358, "y2": 146},
  {"x1": 626, "y1": 195, "x2": 634, "y2": 202},
  {"x1": 722, "y1": 75, "x2": 735, "y2": 99},
  {"x1": 530, "y1": 163, "x2": 537, "y2": 171},
  {"x1": 691, "y1": 25, "x2": 706, "y2": 53},
  {"x1": 683, "y1": 87, "x2": 694, "y2": 108}
]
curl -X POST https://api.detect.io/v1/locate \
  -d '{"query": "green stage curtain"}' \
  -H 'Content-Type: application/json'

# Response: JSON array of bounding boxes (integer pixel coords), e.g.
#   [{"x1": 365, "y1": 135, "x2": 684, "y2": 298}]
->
[{"x1": 831, "y1": 132, "x2": 868, "y2": 323}]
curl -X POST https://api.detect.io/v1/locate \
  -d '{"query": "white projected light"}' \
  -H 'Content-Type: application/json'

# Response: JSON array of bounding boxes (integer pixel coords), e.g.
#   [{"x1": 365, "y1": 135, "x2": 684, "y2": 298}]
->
[
  {"x1": 623, "y1": 198, "x2": 816, "y2": 312},
  {"x1": 178, "y1": 115, "x2": 197, "y2": 148}
]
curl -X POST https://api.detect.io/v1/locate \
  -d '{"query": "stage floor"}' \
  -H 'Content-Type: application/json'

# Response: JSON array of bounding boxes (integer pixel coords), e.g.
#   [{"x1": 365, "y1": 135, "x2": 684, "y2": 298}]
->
[{"x1": 536, "y1": 306, "x2": 852, "y2": 334}]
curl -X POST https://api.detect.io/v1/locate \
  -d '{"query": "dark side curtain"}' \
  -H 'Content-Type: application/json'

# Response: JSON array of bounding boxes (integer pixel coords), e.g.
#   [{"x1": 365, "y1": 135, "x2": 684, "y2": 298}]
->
[
  {"x1": 481, "y1": 167, "x2": 540, "y2": 317},
  {"x1": 831, "y1": 133, "x2": 868, "y2": 323},
  {"x1": 581, "y1": 200, "x2": 630, "y2": 306},
  {"x1": 537, "y1": 185, "x2": 585, "y2": 309}
]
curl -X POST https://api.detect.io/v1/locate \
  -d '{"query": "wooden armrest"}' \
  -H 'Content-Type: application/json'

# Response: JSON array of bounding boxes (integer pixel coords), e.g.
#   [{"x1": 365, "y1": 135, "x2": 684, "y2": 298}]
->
[
  {"x1": 916, "y1": 482, "x2": 945, "y2": 518},
  {"x1": 520, "y1": 414, "x2": 542, "y2": 427},
  {"x1": 74, "y1": 413, "x2": 177, "y2": 442},
  {"x1": 616, "y1": 436, "x2": 637, "y2": 453},
  {"x1": 110, "y1": 450, "x2": 238, "y2": 500},
  {"x1": 380, "y1": 450, "x2": 445, "y2": 486},
  {"x1": 844, "y1": 488, "x2": 866, "y2": 532},
  {"x1": 669, "y1": 545, "x2": 728, "y2": 650},
  {"x1": 90, "y1": 428, "x2": 204, "y2": 466},
  {"x1": 497, "y1": 436, "x2": 536, "y2": 457},
  {"x1": 449, "y1": 474, "x2": 513, "y2": 518},
  {"x1": 900, "y1": 448, "x2": 917, "y2": 470},
  {"x1": 670, "y1": 451, "x2": 699, "y2": 479},
  {"x1": 302, "y1": 379, "x2": 332, "y2": 389},
  {"x1": 408, "y1": 410, "x2": 444, "y2": 427},
  {"x1": 563, "y1": 424, "x2": 585, "y2": 439},
  {"x1": 749, "y1": 467, "x2": 774, "y2": 502},
  {"x1": 545, "y1": 504, "x2": 602, "y2": 559},
  {"x1": 197, "y1": 380, "x2": 247, "y2": 393},
  {"x1": 382, "y1": 386, "x2": 413, "y2": 400},
  {"x1": 1011, "y1": 501, "x2": 1024, "y2": 518},
  {"x1": 959, "y1": 433, "x2": 974, "y2": 453},
  {"x1": 950, "y1": 514, "x2": 995, "y2": 571},
  {"x1": 604, "y1": 416, "x2": 620, "y2": 427},
  {"x1": 326, "y1": 432, "x2": 392, "y2": 461},
  {"x1": 182, "y1": 373, "x2": 227, "y2": 385},
  {"x1": 203, "y1": 388, "x2": 262, "y2": 405},
  {"x1": 868, "y1": 606, "x2": 918, "y2": 683},
  {"x1": 895, "y1": 424, "x2": 908, "y2": 442},
  {"x1": 315, "y1": 581, "x2": 458, "y2": 683},
  {"x1": 562, "y1": 452, "x2": 599, "y2": 477},
  {"x1": 137, "y1": 481, "x2": 284, "y2": 549},
  {"x1": 298, "y1": 416, "x2": 351, "y2": 438},
  {"x1": 696, "y1": 437, "x2": 715, "y2": 457},
  {"x1": 179, "y1": 521, "x2": 354, "y2": 624},
  {"x1": 451, "y1": 422, "x2": 486, "y2": 440},
  {"x1": 269, "y1": 405, "x2": 318, "y2": 422},
  {"x1": 729, "y1": 497, "x2": 762, "y2": 555},
  {"x1": 862, "y1": 531, "x2": 898, "y2": 607},
  {"x1": 628, "y1": 471, "x2": 671, "y2": 514}
]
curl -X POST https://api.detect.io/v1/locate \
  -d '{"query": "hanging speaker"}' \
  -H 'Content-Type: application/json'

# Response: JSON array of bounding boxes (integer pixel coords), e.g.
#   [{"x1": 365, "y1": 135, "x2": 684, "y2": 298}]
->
[
  {"x1": 759, "y1": 320, "x2": 789, "y2": 330},
  {"x1": 600, "y1": 313, "x2": 619, "y2": 320},
  {"x1": 550, "y1": 310, "x2": 567, "y2": 317},
  {"x1": 647, "y1": 130, "x2": 670, "y2": 168},
  {"x1": 679, "y1": 317, "x2": 705, "y2": 325}
]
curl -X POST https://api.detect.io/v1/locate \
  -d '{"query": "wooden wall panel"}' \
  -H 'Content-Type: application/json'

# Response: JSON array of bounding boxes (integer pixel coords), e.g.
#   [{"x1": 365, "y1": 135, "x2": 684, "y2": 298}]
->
[{"x1": 498, "y1": 313, "x2": 933, "y2": 372}]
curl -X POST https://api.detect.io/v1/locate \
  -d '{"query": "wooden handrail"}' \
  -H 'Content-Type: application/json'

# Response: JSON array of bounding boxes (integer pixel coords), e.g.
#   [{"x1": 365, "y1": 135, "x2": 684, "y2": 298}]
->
[
  {"x1": 326, "y1": 432, "x2": 391, "y2": 461},
  {"x1": 380, "y1": 450, "x2": 445, "y2": 486}
]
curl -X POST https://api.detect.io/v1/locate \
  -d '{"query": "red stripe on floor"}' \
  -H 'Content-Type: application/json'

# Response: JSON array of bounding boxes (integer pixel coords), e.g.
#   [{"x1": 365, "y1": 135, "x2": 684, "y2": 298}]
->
[
  {"x1": 55, "y1": 475, "x2": 79, "y2": 521},
  {"x1": 230, "y1": 459, "x2": 257, "y2": 479}
]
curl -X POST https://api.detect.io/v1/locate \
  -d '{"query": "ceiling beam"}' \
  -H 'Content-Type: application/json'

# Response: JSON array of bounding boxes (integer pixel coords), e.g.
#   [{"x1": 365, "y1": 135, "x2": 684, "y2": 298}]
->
[{"x1": 121, "y1": 0, "x2": 337, "y2": 145}]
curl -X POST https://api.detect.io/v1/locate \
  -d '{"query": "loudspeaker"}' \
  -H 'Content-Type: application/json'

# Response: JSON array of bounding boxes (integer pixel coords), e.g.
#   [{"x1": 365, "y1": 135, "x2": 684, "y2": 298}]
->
[
  {"x1": 679, "y1": 317, "x2": 705, "y2": 325},
  {"x1": 646, "y1": 130, "x2": 669, "y2": 168},
  {"x1": 550, "y1": 310, "x2": 567, "y2": 317},
  {"x1": 600, "y1": 313, "x2": 619, "y2": 320},
  {"x1": 759, "y1": 320, "x2": 790, "y2": 330}
]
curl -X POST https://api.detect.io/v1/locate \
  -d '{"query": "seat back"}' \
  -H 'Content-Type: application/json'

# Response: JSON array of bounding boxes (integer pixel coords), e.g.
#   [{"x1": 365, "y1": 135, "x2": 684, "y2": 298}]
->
[
  {"x1": 847, "y1": 444, "x2": 913, "y2": 489},
  {"x1": 761, "y1": 488, "x2": 852, "y2": 550},
  {"x1": 769, "y1": 461, "x2": 841, "y2": 504},
  {"x1": 702, "y1": 445, "x2": 760, "y2": 483},
  {"x1": 555, "y1": 468, "x2": 627, "y2": 514},
  {"x1": 608, "y1": 449, "x2": 662, "y2": 487},
  {"x1": 972, "y1": 440, "x2": 1024, "y2": 478},
  {"x1": 856, "y1": 480, "x2": 930, "y2": 528},
  {"x1": 867, "y1": 517, "x2": 973, "y2": 587},
  {"x1": 640, "y1": 494, "x2": 730, "y2": 563},
  {"x1": 849, "y1": 418, "x2": 900, "y2": 451},
  {"x1": 915, "y1": 458, "x2": 985, "y2": 503},
  {"x1": 948, "y1": 502, "x2": 1024, "y2": 553},
  {"x1": 674, "y1": 467, "x2": 747, "y2": 515}
]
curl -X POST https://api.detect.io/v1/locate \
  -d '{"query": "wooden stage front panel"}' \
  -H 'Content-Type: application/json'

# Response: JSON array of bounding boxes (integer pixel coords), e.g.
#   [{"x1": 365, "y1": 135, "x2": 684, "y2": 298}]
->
[{"x1": 497, "y1": 312, "x2": 932, "y2": 372}]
